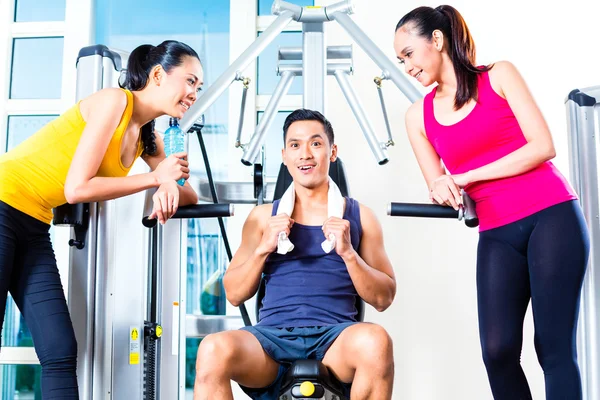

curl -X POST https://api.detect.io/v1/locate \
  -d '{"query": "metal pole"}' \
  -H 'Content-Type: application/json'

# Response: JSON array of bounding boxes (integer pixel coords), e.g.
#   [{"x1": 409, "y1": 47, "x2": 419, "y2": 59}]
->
[
  {"x1": 331, "y1": 11, "x2": 422, "y2": 103},
  {"x1": 180, "y1": 11, "x2": 294, "y2": 132},
  {"x1": 242, "y1": 70, "x2": 295, "y2": 165},
  {"x1": 278, "y1": 63, "x2": 352, "y2": 76},
  {"x1": 302, "y1": 21, "x2": 326, "y2": 112},
  {"x1": 566, "y1": 92, "x2": 600, "y2": 400},
  {"x1": 272, "y1": 0, "x2": 303, "y2": 19},
  {"x1": 279, "y1": 45, "x2": 352, "y2": 60},
  {"x1": 334, "y1": 70, "x2": 388, "y2": 164}
]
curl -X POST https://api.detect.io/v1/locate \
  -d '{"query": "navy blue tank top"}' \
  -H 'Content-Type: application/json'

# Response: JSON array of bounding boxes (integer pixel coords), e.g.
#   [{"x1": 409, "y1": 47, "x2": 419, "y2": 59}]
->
[{"x1": 258, "y1": 197, "x2": 362, "y2": 327}]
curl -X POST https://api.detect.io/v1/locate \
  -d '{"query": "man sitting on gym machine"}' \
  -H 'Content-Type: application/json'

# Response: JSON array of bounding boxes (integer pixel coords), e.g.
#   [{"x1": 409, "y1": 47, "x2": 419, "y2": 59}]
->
[{"x1": 193, "y1": 109, "x2": 396, "y2": 400}]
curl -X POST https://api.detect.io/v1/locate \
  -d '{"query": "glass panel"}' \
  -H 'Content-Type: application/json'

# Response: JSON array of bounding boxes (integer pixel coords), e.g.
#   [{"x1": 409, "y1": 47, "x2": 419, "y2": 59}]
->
[
  {"x1": 0, "y1": 364, "x2": 42, "y2": 400},
  {"x1": 1, "y1": 296, "x2": 33, "y2": 348},
  {"x1": 6, "y1": 115, "x2": 57, "y2": 151},
  {"x1": 258, "y1": 0, "x2": 314, "y2": 15},
  {"x1": 94, "y1": 0, "x2": 230, "y2": 177},
  {"x1": 9, "y1": 38, "x2": 64, "y2": 100},
  {"x1": 257, "y1": 32, "x2": 302, "y2": 96},
  {"x1": 186, "y1": 219, "x2": 227, "y2": 316},
  {"x1": 258, "y1": 111, "x2": 288, "y2": 177},
  {"x1": 14, "y1": 0, "x2": 66, "y2": 22}
]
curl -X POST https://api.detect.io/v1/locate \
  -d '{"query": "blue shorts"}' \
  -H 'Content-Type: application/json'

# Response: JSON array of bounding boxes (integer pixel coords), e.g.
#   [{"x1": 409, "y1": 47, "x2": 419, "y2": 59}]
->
[{"x1": 239, "y1": 322, "x2": 356, "y2": 399}]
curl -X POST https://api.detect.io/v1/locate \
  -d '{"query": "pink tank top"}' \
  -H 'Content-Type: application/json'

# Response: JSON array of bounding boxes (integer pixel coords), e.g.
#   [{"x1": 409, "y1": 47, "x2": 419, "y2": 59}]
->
[{"x1": 423, "y1": 70, "x2": 577, "y2": 231}]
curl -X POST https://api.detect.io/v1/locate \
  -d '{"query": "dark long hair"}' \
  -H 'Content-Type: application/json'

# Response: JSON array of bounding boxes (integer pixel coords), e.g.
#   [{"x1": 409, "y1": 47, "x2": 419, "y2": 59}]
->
[
  {"x1": 396, "y1": 5, "x2": 491, "y2": 110},
  {"x1": 120, "y1": 40, "x2": 200, "y2": 156}
]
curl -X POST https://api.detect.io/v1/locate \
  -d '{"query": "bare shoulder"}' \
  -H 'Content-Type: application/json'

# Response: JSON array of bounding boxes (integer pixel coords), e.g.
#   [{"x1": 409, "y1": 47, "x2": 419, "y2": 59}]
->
[
  {"x1": 489, "y1": 60, "x2": 519, "y2": 75},
  {"x1": 488, "y1": 60, "x2": 521, "y2": 84},
  {"x1": 247, "y1": 203, "x2": 273, "y2": 225},
  {"x1": 357, "y1": 202, "x2": 381, "y2": 231},
  {"x1": 80, "y1": 87, "x2": 127, "y2": 121},
  {"x1": 405, "y1": 97, "x2": 424, "y2": 124},
  {"x1": 488, "y1": 60, "x2": 528, "y2": 99},
  {"x1": 87, "y1": 87, "x2": 127, "y2": 106},
  {"x1": 405, "y1": 97, "x2": 425, "y2": 137}
]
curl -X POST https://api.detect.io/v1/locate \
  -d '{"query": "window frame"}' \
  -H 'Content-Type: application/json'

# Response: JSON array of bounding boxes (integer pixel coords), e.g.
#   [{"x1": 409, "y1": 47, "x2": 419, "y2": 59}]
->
[{"x1": 0, "y1": 0, "x2": 93, "y2": 366}]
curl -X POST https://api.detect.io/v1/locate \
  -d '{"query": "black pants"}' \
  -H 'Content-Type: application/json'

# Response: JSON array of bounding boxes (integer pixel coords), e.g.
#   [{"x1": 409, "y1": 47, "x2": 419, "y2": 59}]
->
[
  {"x1": 477, "y1": 200, "x2": 589, "y2": 400},
  {"x1": 0, "y1": 201, "x2": 78, "y2": 399}
]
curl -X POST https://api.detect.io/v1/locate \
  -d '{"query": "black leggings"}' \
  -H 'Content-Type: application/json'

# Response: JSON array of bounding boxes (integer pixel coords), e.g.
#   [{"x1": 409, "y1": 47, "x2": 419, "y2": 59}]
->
[
  {"x1": 477, "y1": 200, "x2": 589, "y2": 400},
  {"x1": 0, "y1": 201, "x2": 78, "y2": 399}
]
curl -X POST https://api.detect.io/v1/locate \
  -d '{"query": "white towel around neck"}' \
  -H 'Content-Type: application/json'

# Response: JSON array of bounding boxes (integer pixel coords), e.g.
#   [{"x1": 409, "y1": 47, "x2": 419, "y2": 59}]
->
[{"x1": 276, "y1": 177, "x2": 344, "y2": 255}]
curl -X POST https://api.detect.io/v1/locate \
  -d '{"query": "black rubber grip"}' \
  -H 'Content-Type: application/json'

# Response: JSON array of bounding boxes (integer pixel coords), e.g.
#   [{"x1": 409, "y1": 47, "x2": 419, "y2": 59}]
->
[
  {"x1": 388, "y1": 202, "x2": 459, "y2": 218},
  {"x1": 142, "y1": 204, "x2": 233, "y2": 228}
]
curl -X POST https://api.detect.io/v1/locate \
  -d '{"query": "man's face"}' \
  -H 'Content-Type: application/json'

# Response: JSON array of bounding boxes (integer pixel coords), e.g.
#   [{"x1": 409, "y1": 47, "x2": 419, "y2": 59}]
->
[{"x1": 282, "y1": 120, "x2": 337, "y2": 189}]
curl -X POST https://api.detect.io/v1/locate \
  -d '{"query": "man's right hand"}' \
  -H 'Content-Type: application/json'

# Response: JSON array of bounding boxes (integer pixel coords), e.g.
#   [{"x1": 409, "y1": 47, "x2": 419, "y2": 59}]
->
[{"x1": 256, "y1": 214, "x2": 294, "y2": 255}]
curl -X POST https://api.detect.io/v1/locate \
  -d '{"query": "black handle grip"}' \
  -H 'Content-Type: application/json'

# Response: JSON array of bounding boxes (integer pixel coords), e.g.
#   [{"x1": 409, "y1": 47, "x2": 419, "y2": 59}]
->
[
  {"x1": 388, "y1": 203, "x2": 459, "y2": 218},
  {"x1": 387, "y1": 201, "x2": 479, "y2": 228},
  {"x1": 142, "y1": 204, "x2": 234, "y2": 228}
]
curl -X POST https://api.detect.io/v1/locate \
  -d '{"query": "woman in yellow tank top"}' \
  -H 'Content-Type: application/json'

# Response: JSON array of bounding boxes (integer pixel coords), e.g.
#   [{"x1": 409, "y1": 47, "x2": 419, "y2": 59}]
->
[{"x1": 0, "y1": 40, "x2": 202, "y2": 398}]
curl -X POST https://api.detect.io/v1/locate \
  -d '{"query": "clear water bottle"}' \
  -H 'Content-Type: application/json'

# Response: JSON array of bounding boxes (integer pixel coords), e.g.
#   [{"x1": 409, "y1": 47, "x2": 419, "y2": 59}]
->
[{"x1": 163, "y1": 117, "x2": 186, "y2": 186}]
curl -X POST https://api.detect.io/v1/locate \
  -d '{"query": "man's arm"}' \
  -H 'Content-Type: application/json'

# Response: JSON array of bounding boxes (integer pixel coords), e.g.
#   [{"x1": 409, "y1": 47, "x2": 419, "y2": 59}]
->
[
  {"x1": 223, "y1": 205, "x2": 294, "y2": 306},
  {"x1": 323, "y1": 204, "x2": 396, "y2": 312}
]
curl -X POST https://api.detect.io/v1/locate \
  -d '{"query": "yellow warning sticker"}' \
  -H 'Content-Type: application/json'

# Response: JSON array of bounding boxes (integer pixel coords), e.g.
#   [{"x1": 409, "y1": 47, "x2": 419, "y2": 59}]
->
[
  {"x1": 306, "y1": 5, "x2": 322, "y2": 8},
  {"x1": 130, "y1": 353, "x2": 139, "y2": 364},
  {"x1": 129, "y1": 326, "x2": 140, "y2": 365}
]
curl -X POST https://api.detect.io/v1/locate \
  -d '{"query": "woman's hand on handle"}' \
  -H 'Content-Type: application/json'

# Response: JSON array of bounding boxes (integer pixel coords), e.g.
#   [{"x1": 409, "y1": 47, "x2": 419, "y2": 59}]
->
[
  {"x1": 429, "y1": 175, "x2": 462, "y2": 210},
  {"x1": 149, "y1": 181, "x2": 180, "y2": 224}
]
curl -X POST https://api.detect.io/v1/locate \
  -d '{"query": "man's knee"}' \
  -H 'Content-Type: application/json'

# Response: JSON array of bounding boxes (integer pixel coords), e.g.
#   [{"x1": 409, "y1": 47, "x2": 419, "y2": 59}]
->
[
  {"x1": 351, "y1": 324, "x2": 394, "y2": 367},
  {"x1": 196, "y1": 333, "x2": 237, "y2": 375}
]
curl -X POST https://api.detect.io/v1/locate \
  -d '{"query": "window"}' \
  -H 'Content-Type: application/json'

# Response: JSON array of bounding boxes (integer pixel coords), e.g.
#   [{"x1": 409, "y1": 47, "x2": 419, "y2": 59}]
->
[
  {"x1": 0, "y1": 0, "x2": 67, "y2": 395},
  {"x1": 9, "y1": 37, "x2": 64, "y2": 99},
  {"x1": 0, "y1": 364, "x2": 42, "y2": 399},
  {"x1": 6, "y1": 115, "x2": 57, "y2": 151},
  {"x1": 14, "y1": 0, "x2": 66, "y2": 22}
]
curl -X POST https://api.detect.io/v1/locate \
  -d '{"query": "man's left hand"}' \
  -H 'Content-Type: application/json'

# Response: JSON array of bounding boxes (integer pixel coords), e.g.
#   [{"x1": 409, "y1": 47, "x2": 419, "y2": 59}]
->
[{"x1": 322, "y1": 217, "x2": 353, "y2": 259}]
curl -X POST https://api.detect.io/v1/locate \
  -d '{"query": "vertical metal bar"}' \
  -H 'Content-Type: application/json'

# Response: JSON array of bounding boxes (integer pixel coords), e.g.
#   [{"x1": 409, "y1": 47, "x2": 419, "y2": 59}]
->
[
  {"x1": 331, "y1": 12, "x2": 422, "y2": 103},
  {"x1": 302, "y1": 21, "x2": 326, "y2": 112},
  {"x1": 180, "y1": 11, "x2": 294, "y2": 132},
  {"x1": 235, "y1": 85, "x2": 249, "y2": 147},
  {"x1": 69, "y1": 52, "x2": 103, "y2": 400},
  {"x1": 567, "y1": 93, "x2": 600, "y2": 400},
  {"x1": 377, "y1": 85, "x2": 394, "y2": 144},
  {"x1": 334, "y1": 70, "x2": 388, "y2": 164},
  {"x1": 71, "y1": 202, "x2": 97, "y2": 400},
  {"x1": 242, "y1": 70, "x2": 295, "y2": 165}
]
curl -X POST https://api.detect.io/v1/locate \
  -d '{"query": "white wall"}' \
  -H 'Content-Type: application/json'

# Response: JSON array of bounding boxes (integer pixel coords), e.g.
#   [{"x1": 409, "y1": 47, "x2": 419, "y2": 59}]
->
[{"x1": 312, "y1": 0, "x2": 599, "y2": 399}]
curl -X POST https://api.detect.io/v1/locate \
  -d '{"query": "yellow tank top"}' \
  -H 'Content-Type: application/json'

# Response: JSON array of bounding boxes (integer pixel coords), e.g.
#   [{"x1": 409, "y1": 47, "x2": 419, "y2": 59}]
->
[{"x1": 0, "y1": 89, "x2": 143, "y2": 224}]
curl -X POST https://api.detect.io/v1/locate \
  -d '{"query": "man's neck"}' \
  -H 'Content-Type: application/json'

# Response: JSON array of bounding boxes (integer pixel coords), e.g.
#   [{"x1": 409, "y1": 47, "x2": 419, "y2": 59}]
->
[
  {"x1": 294, "y1": 181, "x2": 328, "y2": 208},
  {"x1": 290, "y1": 181, "x2": 329, "y2": 225}
]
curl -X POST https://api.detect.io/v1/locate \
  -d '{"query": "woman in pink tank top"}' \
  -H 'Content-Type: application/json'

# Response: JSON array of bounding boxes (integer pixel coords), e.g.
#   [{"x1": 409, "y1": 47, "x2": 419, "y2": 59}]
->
[{"x1": 394, "y1": 6, "x2": 589, "y2": 400}]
